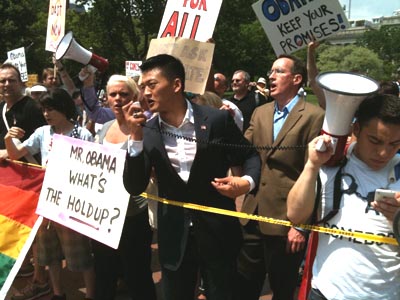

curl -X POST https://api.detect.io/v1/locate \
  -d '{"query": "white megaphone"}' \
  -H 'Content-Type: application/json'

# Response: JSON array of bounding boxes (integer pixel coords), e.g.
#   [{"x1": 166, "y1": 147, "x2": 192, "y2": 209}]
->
[
  {"x1": 315, "y1": 72, "x2": 379, "y2": 166},
  {"x1": 55, "y1": 31, "x2": 109, "y2": 75}
]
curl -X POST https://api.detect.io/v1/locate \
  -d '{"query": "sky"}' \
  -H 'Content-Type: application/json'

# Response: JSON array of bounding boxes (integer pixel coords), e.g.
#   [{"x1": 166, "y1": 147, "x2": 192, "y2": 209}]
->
[
  {"x1": 338, "y1": 0, "x2": 400, "y2": 21},
  {"x1": 70, "y1": 0, "x2": 400, "y2": 21}
]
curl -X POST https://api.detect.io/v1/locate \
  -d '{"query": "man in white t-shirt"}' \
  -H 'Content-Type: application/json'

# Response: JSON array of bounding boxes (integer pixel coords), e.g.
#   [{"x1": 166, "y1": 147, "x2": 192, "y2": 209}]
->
[{"x1": 287, "y1": 93, "x2": 400, "y2": 300}]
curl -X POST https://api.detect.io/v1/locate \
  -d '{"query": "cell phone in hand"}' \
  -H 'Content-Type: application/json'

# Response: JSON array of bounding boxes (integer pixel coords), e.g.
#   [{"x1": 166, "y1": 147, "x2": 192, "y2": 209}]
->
[{"x1": 374, "y1": 189, "x2": 397, "y2": 202}]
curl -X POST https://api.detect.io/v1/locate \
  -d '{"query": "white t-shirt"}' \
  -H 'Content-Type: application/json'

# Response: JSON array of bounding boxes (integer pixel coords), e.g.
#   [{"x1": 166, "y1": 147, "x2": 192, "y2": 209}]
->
[
  {"x1": 313, "y1": 146, "x2": 400, "y2": 300},
  {"x1": 23, "y1": 124, "x2": 93, "y2": 166}
]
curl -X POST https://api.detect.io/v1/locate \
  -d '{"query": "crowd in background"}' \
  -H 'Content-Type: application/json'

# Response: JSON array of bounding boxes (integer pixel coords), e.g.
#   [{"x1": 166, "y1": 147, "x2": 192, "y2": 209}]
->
[{"x1": 0, "y1": 40, "x2": 400, "y2": 300}]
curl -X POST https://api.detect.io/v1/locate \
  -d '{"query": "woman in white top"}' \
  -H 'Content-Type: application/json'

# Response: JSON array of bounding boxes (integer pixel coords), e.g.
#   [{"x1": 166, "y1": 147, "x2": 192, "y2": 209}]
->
[
  {"x1": 92, "y1": 74, "x2": 156, "y2": 300},
  {"x1": 5, "y1": 88, "x2": 95, "y2": 300}
]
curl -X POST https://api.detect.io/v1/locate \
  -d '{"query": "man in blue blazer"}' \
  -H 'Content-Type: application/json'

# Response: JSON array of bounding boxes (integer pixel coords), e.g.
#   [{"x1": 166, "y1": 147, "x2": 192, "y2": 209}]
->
[{"x1": 122, "y1": 54, "x2": 261, "y2": 300}]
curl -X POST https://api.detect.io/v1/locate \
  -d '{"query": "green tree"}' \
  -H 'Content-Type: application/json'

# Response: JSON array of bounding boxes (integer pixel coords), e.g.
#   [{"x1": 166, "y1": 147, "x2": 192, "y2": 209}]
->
[
  {"x1": 0, "y1": 0, "x2": 48, "y2": 72},
  {"x1": 73, "y1": 0, "x2": 166, "y2": 74},
  {"x1": 213, "y1": 0, "x2": 275, "y2": 79},
  {"x1": 358, "y1": 25, "x2": 400, "y2": 78},
  {"x1": 316, "y1": 44, "x2": 386, "y2": 80}
]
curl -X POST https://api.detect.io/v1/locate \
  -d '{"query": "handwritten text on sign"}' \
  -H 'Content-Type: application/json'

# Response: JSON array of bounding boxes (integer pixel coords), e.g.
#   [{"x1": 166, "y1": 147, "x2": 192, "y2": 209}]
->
[
  {"x1": 37, "y1": 135, "x2": 130, "y2": 249},
  {"x1": 45, "y1": 0, "x2": 66, "y2": 52},
  {"x1": 158, "y1": 0, "x2": 222, "y2": 41},
  {"x1": 147, "y1": 37, "x2": 215, "y2": 95},
  {"x1": 253, "y1": 0, "x2": 349, "y2": 56},
  {"x1": 7, "y1": 48, "x2": 28, "y2": 82}
]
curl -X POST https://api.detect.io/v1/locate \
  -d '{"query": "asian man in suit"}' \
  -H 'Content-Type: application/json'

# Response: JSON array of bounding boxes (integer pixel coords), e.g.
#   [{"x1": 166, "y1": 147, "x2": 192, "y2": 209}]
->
[{"x1": 122, "y1": 54, "x2": 261, "y2": 300}]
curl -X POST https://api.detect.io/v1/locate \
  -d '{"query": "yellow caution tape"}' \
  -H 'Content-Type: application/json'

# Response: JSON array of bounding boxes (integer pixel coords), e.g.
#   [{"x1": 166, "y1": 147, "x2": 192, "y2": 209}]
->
[
  {"x1": 141, "y1": 192, "x2": 399, "y2": 246},
  {"x1": 6, "y1": 160, "x2": 397, "y2": 246}
]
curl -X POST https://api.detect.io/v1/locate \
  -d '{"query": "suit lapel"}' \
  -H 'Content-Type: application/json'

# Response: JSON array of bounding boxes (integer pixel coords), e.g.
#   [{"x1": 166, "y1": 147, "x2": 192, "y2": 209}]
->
[
  {"x1": 263, "y1": 104, "x2": 275, "y2": 148},
  {"x1": 188, "y1": 104, "x2": 210, "y2": 180},
  {"x1": 192, "y1": 104, "x2": 210, "y2": 152},
  {"x1": 267, "y1": 97, "x2": 305, "y2": 159}
]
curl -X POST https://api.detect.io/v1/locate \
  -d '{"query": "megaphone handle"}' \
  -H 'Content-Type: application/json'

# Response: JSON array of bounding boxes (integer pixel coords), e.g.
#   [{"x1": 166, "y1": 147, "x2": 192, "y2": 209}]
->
[{"x1": 315, "y1": 139, "x2": 326, "y2": 152}]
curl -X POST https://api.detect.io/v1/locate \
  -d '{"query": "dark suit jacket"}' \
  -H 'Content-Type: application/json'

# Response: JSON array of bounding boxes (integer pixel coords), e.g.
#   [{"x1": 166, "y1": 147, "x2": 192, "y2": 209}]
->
[
  {"x1": 123, "y1": 103, "x2": 261, "y2": 270},
  {"x1": 241, "y1": 97, "x2": 324, "y2": 236}
]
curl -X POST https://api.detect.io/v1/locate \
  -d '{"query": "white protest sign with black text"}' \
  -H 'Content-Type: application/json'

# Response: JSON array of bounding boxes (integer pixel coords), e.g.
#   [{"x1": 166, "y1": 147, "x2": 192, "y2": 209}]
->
[
  {"x1": 158, "y1": 0, "x2": 222, "y2": 41},
  {"x1": 147, "y1": 37, "x2": 215, "y2": 95},
  {"x1": 253, "y1": 0, "x2": 349, "y2": 56},
  {"x1": 37, "y1": 135, "x2": 129, "y2": 249},
  {"x1": 7, "y1": 47, "x2": 28, "y2": 82}
]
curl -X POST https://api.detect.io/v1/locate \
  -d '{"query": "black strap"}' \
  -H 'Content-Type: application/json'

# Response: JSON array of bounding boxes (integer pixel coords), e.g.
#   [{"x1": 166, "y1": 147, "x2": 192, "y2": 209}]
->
[
  {"x1": 311, "y1": 175, "x2": 322, "y2": 224},
  {"x1": 316, "y1": 158, "x2": 348, "y2": 224}
]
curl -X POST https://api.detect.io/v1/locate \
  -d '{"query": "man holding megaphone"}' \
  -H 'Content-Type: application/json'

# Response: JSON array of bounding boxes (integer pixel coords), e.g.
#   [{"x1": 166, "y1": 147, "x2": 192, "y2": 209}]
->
[{"x1": 288, "y1": 93, "x2": 400, "y2": 300}]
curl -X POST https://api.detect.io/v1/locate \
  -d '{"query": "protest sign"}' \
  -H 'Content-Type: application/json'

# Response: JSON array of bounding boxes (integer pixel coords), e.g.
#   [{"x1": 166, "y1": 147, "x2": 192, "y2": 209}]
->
[
  {"x1": 147, "y1": 37, "x2": 215, "y2": 95},
  {"x1": 158, "y1": 0, "x2": 222, "y2": 42},
  {"x1": 27, "y1": 74, "x2": 39, "y2": 88},
  {"x1": 46, "y1": 0, "x2": 66, "y2": 52},
  {"x1": 7, "y1": 47, "x2": 28, "y2": 82},
  {"x1": 252, "y1": 0, "x2": 349, "y2": 56},
  {"x1": 125, "y1": 61, "x2": 142, "y2": 78},
  {"x1": 36, "y1": 135, "x2": 130, "y2": 249}
]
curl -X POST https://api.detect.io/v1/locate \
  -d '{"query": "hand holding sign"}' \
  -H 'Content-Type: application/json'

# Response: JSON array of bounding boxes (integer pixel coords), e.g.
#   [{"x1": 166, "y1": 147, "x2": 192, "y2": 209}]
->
[{"x1": 37, "y1": 135, "x2": 130, "y2": 249}]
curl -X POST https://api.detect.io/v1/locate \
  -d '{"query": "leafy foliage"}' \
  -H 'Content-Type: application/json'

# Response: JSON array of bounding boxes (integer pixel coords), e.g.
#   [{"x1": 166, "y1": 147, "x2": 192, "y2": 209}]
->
[
  {"x1": 357, "y1": 25, "x2": 400, "y2": 78},
  {"x1": 0, "y1": 0, "x2": 398, "y2": 83},
  {"x1": 316, "y1": 44, "x2": 386, "y2": 80}
]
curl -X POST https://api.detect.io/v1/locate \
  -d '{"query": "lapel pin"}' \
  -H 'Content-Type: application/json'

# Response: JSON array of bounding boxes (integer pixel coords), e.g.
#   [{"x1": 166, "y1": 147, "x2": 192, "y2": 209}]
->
[{"x1": 201, "y1": 125, "x2": 207, "y2": 130}]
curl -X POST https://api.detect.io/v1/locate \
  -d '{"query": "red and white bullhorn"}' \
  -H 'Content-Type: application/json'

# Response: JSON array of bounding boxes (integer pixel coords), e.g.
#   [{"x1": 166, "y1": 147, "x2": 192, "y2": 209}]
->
[
  {"x1": 316, "y1": 71, "x2": 379, "y2": 166},
  {"x1": 55, "y1": 31, "x2": 109, "y2": 74}
]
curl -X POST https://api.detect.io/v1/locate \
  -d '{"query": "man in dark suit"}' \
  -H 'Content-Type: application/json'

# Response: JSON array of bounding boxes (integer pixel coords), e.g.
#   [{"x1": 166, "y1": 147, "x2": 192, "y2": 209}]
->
[
  {"x1": 236, "y1": 54, "x2": 324, "y2": 300},
  {"x1": 122, "y1": 54, "x2": 261, "y2": 300}
]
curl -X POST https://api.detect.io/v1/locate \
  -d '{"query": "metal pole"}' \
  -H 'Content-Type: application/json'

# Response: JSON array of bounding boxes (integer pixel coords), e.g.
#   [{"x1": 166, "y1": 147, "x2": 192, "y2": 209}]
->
[{"x1": 348, "y1": 0, "x2": 351, "y2": 19}]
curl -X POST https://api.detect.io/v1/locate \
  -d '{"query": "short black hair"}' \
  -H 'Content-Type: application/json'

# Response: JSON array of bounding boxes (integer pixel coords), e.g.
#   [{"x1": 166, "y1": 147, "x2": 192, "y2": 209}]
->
[
  {"x1": 39, "y1": 88, "x2": 77, "y2": 120},
  {"x1": 277, "y1": 54, "x2": 307, "y2": 86},
  {"x1": 0, "y1": 63, "x2": 23, "y2": 82},
  {"x1": 355, "y1": 93, "x2": 400, "y2": 128},
  {"x1": 140, "y1": 54, "x2": 185, "y2": 92},
  {"x1": 72, "y1": 90, "x2": 81, "y2": 100}
]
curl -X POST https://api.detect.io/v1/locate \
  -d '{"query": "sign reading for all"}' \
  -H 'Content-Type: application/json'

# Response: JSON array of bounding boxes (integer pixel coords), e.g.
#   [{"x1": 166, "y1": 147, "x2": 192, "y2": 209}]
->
[{"x1": 158, "y1": 0, "x2": 223, "y2": 42}]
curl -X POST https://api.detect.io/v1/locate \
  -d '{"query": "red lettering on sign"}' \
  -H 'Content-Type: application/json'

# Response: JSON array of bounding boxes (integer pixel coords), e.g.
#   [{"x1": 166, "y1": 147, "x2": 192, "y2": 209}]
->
[
  {"x1": 160, "y1": 11, "x2": 179, "y2": 37},
  {"x1": 182, "y1": 0, "x2": 207, "y2": 11}
]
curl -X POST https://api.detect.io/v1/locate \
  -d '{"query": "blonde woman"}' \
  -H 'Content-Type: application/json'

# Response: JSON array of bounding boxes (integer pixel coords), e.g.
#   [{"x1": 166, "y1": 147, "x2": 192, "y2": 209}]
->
[{"x1": 92, "y1": 74, "x2": 156, "y2": 300}]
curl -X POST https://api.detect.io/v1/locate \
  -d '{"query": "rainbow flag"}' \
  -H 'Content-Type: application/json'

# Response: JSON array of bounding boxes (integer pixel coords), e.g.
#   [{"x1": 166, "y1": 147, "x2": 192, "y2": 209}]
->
[{"x1": 0, "y1": 161, "x2": 44, "y2": 299}]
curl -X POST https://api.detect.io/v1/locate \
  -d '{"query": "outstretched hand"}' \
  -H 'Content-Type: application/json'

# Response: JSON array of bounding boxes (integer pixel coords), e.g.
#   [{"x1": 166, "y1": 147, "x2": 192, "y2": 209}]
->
[{"x1": 211, "y1": 176, "x2": 250, "y2": 199}]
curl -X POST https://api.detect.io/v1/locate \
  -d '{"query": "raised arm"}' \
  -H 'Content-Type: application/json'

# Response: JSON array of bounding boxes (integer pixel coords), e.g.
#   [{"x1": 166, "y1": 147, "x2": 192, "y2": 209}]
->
[
  {"x1": 81, "y1": 70, "x2": 115, "y2": 124},
  {"x1": 287, "y1": 135, "x2": 333, "y2": 224},
  {"x1": 54, "y1": 57, "x2": 76, "y2": 96},
  {"x1": 307, "y1": 41, "x2": 326, "y2": 109}
]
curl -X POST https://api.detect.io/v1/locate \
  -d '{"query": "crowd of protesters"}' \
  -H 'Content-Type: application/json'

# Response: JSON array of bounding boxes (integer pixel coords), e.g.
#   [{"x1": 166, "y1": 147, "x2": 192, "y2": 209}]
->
[{"x1": 1, "y1": 38, "x2": 399, "y2": 300}]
